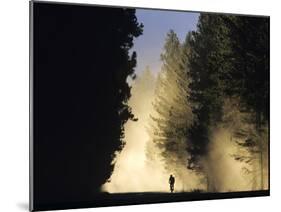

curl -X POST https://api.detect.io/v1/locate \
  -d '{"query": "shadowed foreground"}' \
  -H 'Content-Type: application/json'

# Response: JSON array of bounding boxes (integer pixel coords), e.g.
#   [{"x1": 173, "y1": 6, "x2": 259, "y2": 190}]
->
[{"x1": 33, "y1": 190, "x2": 269, "y2": 211}]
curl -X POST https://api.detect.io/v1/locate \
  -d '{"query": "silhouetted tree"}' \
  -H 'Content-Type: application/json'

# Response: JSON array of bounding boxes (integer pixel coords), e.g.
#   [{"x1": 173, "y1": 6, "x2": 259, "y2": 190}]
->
[
  {"x1": 186, "y1": 14, "x2": 230, "y2": 190},
  {"x1": 186, "y1": 14, "x2": 269, "y2": 190},
  {"x1": 33, "y1": 2, "x2": 142, "y2": 206},
  {"x1": 221, "y1": 16, "x2": 269, "y2": 189}
]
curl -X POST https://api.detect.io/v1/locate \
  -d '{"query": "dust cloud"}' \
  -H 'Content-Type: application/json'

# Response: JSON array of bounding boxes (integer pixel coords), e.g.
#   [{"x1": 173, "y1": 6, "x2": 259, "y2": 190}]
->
[
  {"x1": 202, "y1": 99, "x2": 269, "y2": 192},
  {"x1": 102, "y1": 76, "x2": 268, "y2": 193},
  {"x1": 102, "y1": 69, "x2": 170, "y2": 193},
  {"x1": 203, "y1": 127, "x2": 252, "y2": 192}
]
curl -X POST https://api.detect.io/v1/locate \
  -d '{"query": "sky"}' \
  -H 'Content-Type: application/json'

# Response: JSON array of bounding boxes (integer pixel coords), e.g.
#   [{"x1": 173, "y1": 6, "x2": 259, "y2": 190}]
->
[{"x1": 132, "y1": 9, "x2": 200, "y2": 76}]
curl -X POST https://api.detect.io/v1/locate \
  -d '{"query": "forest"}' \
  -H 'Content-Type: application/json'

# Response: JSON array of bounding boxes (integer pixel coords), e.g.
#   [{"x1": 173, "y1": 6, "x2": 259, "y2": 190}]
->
[
  {"x1": 33, "y1": 2, "x2": 269, "y2": 208},
  {"x1": 149, "y1": 14, "x2": 269, "y2": 192},
  {"x1": 105, "y1": 13, "x2": 269, "y2": 193}
]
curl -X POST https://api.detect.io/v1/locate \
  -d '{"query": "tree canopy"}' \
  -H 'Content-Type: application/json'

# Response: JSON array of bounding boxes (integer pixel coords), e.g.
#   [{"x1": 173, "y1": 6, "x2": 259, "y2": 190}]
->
[{"x1": 33, "y1": 2, "x2": 143, "y2": 205}]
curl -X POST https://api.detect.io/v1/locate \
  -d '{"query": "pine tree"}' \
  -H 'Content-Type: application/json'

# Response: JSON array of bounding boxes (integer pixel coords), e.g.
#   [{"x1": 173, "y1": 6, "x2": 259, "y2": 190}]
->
[
  {"x1": 187, "y1": 14, "x2": 231, "y2": 190},
  {"x1": 149, "y1": 30, "x2": 193, "y2": 188},
  {"x1": 187, "y1": 14, "x2": 269, "y2": 190},
  {"x1": 221, "y1": 15, "x2": 269, "y2": 189}
]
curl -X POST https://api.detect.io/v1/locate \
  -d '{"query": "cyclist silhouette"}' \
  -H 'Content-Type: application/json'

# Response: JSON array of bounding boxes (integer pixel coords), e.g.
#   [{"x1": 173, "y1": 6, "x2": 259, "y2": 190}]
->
[{"x1": 169, "y1": 174, "x2": 175, "y2": 193}]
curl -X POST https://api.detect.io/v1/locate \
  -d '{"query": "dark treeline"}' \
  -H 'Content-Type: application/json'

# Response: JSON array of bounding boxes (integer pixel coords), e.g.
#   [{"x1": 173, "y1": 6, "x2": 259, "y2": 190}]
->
[
  {"x1": 33, "y1": 2, "x2": 142, "y2": 206},
  {"x1": 188, "y1": 14, "x2": 269, "y2": 191},
  {"x1": 150, "y1": 14, "x2": 269, "y2": 191}
]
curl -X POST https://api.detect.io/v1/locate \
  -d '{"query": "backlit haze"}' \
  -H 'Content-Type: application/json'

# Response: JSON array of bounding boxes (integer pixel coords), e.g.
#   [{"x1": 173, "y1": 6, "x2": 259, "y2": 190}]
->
[{"x1": 103, "y1": 9, "x2": 199, "y2": 193}]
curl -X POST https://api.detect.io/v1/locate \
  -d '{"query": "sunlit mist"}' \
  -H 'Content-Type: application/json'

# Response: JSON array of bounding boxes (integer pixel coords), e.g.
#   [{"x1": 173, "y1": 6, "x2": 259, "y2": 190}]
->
[{"x1": 103, "y1": 68, "x2": 170, "y2": 193}]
